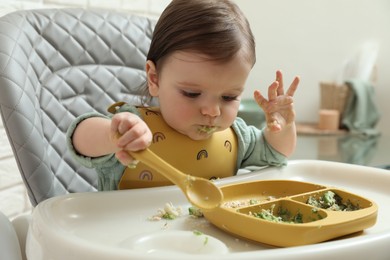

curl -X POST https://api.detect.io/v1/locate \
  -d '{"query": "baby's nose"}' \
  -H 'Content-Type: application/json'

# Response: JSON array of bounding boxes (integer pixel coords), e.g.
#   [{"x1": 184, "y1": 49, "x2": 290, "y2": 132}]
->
[{"x1": 201, "y1": 102, "x2": 221, "y2": 117}]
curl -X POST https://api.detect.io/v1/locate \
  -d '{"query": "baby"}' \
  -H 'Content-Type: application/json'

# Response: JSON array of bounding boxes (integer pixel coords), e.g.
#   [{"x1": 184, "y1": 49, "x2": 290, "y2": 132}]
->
[{"x1": 67, "y1": 0, "x2": 299, "y2": 190}]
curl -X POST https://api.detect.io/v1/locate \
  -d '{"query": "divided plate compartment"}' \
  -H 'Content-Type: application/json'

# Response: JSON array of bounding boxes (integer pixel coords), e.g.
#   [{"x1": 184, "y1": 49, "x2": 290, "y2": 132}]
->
[{"x1": 203, "y1": 180, "x2": 378, "y2": 247}]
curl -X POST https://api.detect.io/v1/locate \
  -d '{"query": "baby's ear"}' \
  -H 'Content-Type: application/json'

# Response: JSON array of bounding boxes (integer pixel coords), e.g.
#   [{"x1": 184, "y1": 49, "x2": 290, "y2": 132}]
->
[{"x1": 146, "y1": 60, "x2": 159, "y2": 97}]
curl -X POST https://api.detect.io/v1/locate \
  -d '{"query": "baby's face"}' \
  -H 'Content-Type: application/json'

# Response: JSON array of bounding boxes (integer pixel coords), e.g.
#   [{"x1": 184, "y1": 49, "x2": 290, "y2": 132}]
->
[{"x1": 149, "y1": 51, "x2": 252, "y2": 140}]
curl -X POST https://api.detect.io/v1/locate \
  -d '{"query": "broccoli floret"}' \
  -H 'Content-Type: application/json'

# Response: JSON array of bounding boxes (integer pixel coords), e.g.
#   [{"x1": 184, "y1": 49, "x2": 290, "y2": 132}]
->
[
  {"x1": 307, "y1": 191, "x2": 360, "y2": 211},
  {"x1": 188, "y1": 206, "x2": 204, "y2": 217}
]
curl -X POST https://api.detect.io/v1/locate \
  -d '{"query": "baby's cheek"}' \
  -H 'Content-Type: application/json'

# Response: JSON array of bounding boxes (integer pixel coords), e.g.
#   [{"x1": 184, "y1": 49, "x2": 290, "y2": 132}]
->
[{"x1": 222, "y1": 106, "x2": 238, "y2": 126}]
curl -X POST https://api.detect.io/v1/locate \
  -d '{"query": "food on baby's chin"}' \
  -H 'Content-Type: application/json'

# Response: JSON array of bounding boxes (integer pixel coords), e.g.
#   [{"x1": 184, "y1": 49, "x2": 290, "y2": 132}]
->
[
  {"x1": 198, "y1": 125, "x2": 217, "y2": 134},
  {"x1": 306, "y1": 191, "x2": 360, "y2": 211},
  {"x1": 250, "y1": 204, "x2": 303, "y2": 224}
]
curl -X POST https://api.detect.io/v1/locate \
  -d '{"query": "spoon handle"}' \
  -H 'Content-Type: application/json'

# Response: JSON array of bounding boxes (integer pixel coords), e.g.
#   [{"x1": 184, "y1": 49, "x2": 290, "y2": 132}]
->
[{"x1": 129, "y1": 149, "x2": 187, "y2": 187}]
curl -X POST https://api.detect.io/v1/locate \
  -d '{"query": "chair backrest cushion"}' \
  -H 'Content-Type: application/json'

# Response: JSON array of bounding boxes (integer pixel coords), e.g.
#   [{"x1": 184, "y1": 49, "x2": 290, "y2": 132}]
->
[{"x1": 0, "y1": 8, "x2": 155, "y2": 206}]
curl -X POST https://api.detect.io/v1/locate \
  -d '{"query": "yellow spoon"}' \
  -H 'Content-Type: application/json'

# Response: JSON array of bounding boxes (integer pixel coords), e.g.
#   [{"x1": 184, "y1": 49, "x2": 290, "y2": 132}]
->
[{"x1": 130, "y1": 148, "x2": 223, "y2": 210}]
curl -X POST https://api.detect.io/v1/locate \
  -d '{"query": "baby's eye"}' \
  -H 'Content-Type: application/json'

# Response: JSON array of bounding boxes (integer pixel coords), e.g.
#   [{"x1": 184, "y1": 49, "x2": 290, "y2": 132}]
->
[
  {"x1": 222, "y1": 95, "x2": 238, "y2": 102},
  {"x1": 181, "y1": 90, "x2": 200, "y2": 98}
]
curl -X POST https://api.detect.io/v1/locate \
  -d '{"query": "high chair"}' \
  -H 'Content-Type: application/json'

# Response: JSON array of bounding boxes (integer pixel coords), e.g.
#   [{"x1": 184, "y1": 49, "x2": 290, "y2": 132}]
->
[{"x1": 0, "y1": 8, "x2": 156, "y2": 259}]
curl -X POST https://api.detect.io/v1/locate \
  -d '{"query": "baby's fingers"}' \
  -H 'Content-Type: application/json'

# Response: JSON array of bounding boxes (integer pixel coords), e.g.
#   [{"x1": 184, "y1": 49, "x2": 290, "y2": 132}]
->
[
  {"x1": 275, "y1": 70, "x2": 284, "y2": 96},
  {"x1": 121, "y1": 134, "x2": 152, "y2": 151},
  {"x1": 117, "y1": 125, "x2": 152, "y2": 151},
  {"x1": 254, "y1": 90, "x2": 266, "y2": 108},
  {"x1": 286, "y1": 76, "x2": 300, "y2": 97},
  {"x1": 110, "y1": 113, "x2": 137, "y2": 141},
  {"x1": 267, "y1": 81, "x2": 279, "y2": 101},
  {"x1": 115, "y1": 150, "x2": 139, "y2": 168}
]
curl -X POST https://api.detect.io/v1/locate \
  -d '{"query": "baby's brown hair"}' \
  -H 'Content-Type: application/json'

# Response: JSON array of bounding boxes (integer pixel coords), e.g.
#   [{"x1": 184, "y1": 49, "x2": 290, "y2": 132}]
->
[{"x1": 147, "y1": 0, "x2": 256, "y2": 69}]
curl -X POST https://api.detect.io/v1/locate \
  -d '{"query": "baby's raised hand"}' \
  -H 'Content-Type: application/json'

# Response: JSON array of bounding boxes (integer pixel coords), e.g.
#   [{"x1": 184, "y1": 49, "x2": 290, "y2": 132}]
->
[
  {"x1": 254, "y1": 70, "x2": 299, "y2": 132},
  {"x1": 110, "y1": 112, "x2": 152, "y2": 166}
]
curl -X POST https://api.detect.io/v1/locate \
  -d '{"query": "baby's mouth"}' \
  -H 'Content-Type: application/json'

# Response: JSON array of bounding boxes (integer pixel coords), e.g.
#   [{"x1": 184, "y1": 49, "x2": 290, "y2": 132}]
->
[{"x1": 198, "y1": 125, "x2": 217, "y2": 134}]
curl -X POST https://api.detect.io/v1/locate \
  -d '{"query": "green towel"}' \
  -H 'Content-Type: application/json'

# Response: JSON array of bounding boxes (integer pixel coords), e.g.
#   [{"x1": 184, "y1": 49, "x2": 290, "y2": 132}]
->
[
  {"x1": 341, "y1": 79, "x2": 380, "y2": 136},
  {"x1": 339, "y1": 135, "x2": 379, "y2": 164}
]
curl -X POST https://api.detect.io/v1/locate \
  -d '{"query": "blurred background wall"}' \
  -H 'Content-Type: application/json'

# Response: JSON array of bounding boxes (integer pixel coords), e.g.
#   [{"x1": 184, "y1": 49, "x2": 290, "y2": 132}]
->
[
  {"x1": 234, "y1": 0, "x2": 390, "y2": 134},
  {"x1": 2, "y1": 0, "x2": 388, "y2": 131}
]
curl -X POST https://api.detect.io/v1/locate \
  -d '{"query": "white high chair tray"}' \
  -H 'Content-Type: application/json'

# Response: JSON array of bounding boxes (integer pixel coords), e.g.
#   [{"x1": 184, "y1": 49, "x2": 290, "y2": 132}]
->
[{"x1": 27, "y1": 160, "x2": 390, "y2": 260}]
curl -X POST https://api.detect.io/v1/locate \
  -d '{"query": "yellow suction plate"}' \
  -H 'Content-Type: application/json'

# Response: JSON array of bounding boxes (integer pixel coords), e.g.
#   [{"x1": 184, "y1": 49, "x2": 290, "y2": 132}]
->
[{"x1": 203, "y1": 180, "x2": 378, "y2": 247}]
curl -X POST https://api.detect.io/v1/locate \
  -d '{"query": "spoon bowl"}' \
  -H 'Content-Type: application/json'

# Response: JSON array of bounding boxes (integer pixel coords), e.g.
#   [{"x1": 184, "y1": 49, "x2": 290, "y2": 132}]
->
[{"x1": 130, "y1": 149, "x2": 223, "y2": 210}]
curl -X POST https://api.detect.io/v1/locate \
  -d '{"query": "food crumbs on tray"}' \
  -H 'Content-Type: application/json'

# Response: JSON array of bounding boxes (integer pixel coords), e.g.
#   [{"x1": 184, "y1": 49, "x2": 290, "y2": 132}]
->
[
  {"x1": 193, "y1": 230, "x2": 209, "y2": 246},
  {"x1": 193, "y1": 230, "x2": 203, "y2": 236},
  {"x1": 149, "y1": 203, "x2": 206, "y2": 222},
  {"x1": 148, "y1": 202, "x2": 183, "y2": 221},
  {"x1": 188, "y1": 206, "x2": 204, "y2": 217},
  {"x1": 203, "y1": 236, "x2": 209, "y2": 245}
]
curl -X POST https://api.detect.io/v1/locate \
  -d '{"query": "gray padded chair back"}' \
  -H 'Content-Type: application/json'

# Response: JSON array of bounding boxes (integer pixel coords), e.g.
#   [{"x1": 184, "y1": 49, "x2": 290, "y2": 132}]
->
[{"x1": 0, "y1": 9, "x2": 155, "y2": 206}]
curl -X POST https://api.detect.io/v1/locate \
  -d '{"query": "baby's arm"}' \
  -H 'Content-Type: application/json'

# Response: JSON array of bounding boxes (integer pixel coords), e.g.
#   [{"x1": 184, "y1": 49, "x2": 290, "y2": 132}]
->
[
  {"x1": 254, "y1": 70, "x2": 299, "y2": 157},
  {"x1": 72, "y1": 112, "x2": 152, "y2": 165}
]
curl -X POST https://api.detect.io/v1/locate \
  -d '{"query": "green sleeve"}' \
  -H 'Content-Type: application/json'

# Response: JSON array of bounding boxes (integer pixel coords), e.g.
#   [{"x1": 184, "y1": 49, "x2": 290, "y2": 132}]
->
[
  {"x1": 232, "y1": 117, "x2": 288, "y2": 169},
  {"x1": 66, "y1": 112, "x2": 112, "y2": 168},
  {"x1": 66, "y1": 104, "x2": 141, "y2": 190}
]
